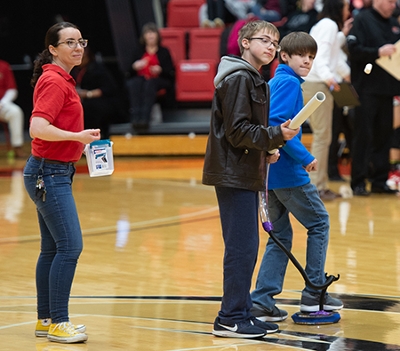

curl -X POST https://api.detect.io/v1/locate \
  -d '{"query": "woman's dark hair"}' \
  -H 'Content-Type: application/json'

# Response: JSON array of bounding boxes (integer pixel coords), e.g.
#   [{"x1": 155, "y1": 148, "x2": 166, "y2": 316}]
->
[
  {"x1": 31, "y1": 22, "x2": 79, "y2": 87},
  {"x1": 139, "y1": 22, "x2": 161, "y2": 47},
  {"x1": 318, "y1": 0, "x2": 345, "y2": 30}
]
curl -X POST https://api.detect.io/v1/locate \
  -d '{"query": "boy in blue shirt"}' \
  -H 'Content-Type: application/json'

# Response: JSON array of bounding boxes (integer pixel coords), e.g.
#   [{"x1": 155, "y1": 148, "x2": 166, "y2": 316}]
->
[
  {"x1": 250, "y1": 32, "x2": 343, "y2": 322},
  {"x1": 203, "y1": 21, "x2": 299, "y2": 338}
]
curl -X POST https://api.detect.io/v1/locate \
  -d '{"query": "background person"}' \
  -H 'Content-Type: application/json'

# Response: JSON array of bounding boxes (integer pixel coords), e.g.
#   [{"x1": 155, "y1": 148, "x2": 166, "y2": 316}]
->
[
  {"x1": 0, "y1": 59, "x2": 25, "y2": 158},
  {"x1": 23, "y1": 21, "x2": 100, "y2": 344},
  {"x1": 202, "y1": 20, "x2": 299, "y2": 338},
  {"x1": 302, "y1": 0, "x2": 353, "y2": 200},
  {"x1": 250, "y1": 32, "x2": 343, "y2": 323},
  {"x1": 72, "y1": 46, "x2": 121, "y2": 140},
  {"x1": 126, "y1": 22, "x2": 175, "y2": 132},
  {"x1": 347, "y1": 0, "x2": 400, "y2": 195}
]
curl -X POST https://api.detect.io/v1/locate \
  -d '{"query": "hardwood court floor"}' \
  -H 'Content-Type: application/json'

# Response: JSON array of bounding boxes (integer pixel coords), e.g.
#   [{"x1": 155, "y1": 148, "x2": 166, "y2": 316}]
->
[{"x1": 0, "y1": 155, "x2": 400, "y2": 350}]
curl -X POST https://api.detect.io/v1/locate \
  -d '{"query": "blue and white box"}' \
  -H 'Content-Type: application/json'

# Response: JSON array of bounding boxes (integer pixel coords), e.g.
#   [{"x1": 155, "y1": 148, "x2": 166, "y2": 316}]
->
[{"x1": 85, "y1": 139, "x2": 114, "y2": 177}]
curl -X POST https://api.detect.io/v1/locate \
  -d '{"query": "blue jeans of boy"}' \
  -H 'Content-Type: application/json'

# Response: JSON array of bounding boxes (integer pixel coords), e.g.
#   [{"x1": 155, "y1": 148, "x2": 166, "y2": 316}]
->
[
  {"x1": 215, "y1": 186, "x2": 259, "y2": 323},
  {"x1": 23, "y1": 156, "x2": 83, "y2": 323},
  {"x1": 251, "y1": 182, "x2": 329, "y2": 310}
]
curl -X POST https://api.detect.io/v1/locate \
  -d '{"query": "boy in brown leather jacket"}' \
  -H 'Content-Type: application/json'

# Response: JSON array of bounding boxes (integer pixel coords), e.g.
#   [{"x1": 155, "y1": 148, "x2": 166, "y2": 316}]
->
[{"x1": 202, "y1": 20, "x2": 299, "y2": 338}]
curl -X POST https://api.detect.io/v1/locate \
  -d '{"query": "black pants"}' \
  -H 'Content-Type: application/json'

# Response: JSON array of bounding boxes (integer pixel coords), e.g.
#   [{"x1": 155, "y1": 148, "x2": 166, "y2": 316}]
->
[
  {"x1": 126, "y1": 76, "x2": 172, "y2": 128},
  {"x1": 351, "y1": 93, "x2": 393, "y2": 189},
  {"x1": 328, "y1": 105, "x2": 353, "y2": 178},
  {"x1": 82, "y1": 97, "x2": 120, "y2": 139}
]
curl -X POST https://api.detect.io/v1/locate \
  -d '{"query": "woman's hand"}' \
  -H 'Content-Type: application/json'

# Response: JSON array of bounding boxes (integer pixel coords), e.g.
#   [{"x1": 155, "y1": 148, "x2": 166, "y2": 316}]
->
[
  {"x1": 133, "y1": 58, "x2": 148, "y2": 71},
  {"x1": 149, "y1": 65, "x2": 161, "y2": 76},
  {"x1": 342, "y1": 17, "x2": 353, "y2": 36},
  {"x1": 77, "y1": 129, "x2": 101, "y2": 144}
]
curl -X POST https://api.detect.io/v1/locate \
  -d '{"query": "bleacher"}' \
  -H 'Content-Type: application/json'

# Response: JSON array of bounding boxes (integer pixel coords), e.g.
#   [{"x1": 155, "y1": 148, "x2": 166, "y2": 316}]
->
[
  {"x1": 111, "y1": 0, "x2": 217, "y2": 155},
  {"x1": 108, "y1": 0, "x2": 293, "y2": 156}
]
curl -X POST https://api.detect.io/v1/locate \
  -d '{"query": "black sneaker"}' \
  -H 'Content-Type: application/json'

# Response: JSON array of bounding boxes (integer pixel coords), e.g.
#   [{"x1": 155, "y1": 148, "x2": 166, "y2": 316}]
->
[
  {"x1": 352, "y1": 185, "x2": 370, "y2": 196},
  {"x1": 251, "y1": 303, "x2": 288, "y2": 322},
  {"x1": 212, "y1": 317, "x2": 266, "y2": 338},
  {"x1": 250, "y1": 316, "x2": 279, "y2": 333},
  {"x1": 300, "y1": 291, "x2": 343, "y2": 312}
]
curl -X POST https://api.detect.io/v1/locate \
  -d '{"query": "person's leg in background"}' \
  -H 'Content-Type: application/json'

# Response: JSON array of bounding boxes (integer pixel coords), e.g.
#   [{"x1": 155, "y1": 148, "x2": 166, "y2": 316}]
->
[
  {"x1": 126, "y1": 76, "x2": 145, "y2": 129},
  {"x1": 140, "y1": 77, "x2": 172, "y2": 130},
  {"x1": 303, "y1": 81, "x2": 339, "y2": 200},
  {"x1": 328, "y1": 105, "x2": 353, "y2": 181},
  {"x1": 249, "y1": 2, "x2": 282, "y2": 22},
  {"x1": 0, "y1": 101, "x2": 25, "y2": 158},
  {"x1": 369, "y1": 95, "x2": 396, "y2": 193},
  {"x1": 350, "y1": 92, "x2": 374, "y2": 195},
  {"x1": 386, "y1": 96, "x2": 400, "y2": 191},
  {"x1": 328, "y1": 104, "x2": 346, "y2": 181},
  {"x1": 205, "y1": 0, "x2": 226, "y2": 27}
]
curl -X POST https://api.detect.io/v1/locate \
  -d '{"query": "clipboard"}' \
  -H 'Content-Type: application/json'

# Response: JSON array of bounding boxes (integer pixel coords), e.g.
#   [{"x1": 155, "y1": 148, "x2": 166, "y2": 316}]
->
[
  {"x1": 376, "y1": 39, "x2": 400, "y2": 80},
  {"x1": 330, "y1": 82, "x2": 360, "y2": 108}
]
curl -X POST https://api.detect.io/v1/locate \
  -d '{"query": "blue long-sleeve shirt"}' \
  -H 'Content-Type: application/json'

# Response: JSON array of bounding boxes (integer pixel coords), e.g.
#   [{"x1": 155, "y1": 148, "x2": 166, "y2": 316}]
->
[{"x1": 268, "y1": 64, "x2": 315, "y2": 189}]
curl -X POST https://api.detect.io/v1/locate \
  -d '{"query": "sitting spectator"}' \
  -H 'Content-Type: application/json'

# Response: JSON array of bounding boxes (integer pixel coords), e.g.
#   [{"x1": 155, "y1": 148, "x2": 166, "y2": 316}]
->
[
  {"x1": 126, "y1": 22, "x2": 175, "y2": 132},
  {"x1": 72, "y1": 47, "x2": 121, "y2": 139},
  {"x1": 200, "y1": 0, "x2": 254, "y2": 28},
  {"x1": 279, "y1": 0, "x2": 319, "y2": 37},
  {"x1": 249, "y1": 0, "x2": 283, "y2": 22},
  {"x1": 0, "y1": 59, "x2": 25, "y2": 158}
]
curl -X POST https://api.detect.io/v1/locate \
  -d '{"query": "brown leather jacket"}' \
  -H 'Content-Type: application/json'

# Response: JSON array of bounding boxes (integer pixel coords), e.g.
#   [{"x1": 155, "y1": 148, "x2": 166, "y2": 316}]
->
[{"x1": 202, "y1": 56, "x2": 284, "y2": 192}]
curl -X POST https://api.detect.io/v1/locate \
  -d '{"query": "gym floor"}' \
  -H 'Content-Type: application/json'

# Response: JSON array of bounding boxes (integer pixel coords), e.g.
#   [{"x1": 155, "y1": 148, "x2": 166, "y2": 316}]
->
[{"x1": 0, "y1": 153, "x2": 399, "y2": 350}]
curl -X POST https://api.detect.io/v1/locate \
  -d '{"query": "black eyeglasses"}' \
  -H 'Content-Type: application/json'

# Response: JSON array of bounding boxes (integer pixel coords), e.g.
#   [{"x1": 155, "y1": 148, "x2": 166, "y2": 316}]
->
[
  {"x1": 246, "y1": 37, "x2": 281, "y2": 52},
  {"x1": 57, "y1": 39, "x2": 88, "y2": 49}
]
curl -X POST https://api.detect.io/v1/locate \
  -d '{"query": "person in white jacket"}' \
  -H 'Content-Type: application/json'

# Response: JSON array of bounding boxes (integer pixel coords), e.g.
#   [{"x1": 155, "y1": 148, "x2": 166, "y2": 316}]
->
[
  {"x1": 302, "y1": 0, "x2": 353, "y2": 200},
  {"x1": 0, "y1": 59, "x2": 25, "y2": 158}
]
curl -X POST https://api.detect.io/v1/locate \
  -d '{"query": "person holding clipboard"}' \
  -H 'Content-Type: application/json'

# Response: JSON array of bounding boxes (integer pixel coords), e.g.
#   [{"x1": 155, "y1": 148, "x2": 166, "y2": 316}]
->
[{"x1": 347, "y1": 0, "x2": 400, "y2": 195}]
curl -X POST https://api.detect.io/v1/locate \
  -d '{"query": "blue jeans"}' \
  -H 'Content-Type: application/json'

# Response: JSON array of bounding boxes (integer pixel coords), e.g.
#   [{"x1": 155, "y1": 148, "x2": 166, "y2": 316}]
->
[
  {"x1": 251, "y1": 182, "x2": 329, "y2": 310},
  {"x1": 23, "y1": 156, "x2": 83, "y2": 323},
  {"x1": 250, "y1": 4, "x2": 281, "y2": 22},
  {"x1": 215, "y1": 186, "x2": 259, "y2": 323}
]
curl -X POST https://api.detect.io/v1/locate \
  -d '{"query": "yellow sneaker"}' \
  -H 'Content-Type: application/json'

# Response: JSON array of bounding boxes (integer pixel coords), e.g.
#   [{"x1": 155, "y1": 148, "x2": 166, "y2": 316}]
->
[
  {"x1": 47, "y1": 322, "x2": 88, "y2": 343},
  {"x1": 35, "y1": 319, "x2": 52, "y2": 337},
  {"x1": 35, "y1": 319, "x2": 86, "y2": 337}
]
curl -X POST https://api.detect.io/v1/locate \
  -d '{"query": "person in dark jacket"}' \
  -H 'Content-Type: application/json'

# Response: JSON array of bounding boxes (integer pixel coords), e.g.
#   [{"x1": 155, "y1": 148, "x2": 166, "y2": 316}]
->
[
  {"x1": 347, "y1": 0, "x2": 400, "y2": 195},
  {"x1": 72, "y1": 46, "x2": 121, "y2": 139},
  {"x1": 278, "y1": 0, "x2": 319, "y2": 37},
  {"x1": 202, "y1": 20, "x2": 299, "y2": 339},
  {"x1": 126, "y1": 22, "x2": 175, "y2": 131}
]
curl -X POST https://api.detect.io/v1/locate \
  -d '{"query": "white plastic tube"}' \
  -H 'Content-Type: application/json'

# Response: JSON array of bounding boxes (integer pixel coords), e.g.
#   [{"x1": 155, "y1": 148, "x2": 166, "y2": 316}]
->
[
  {"x1": 289, "y1": 92, "x2": 326, "y2": 129},
  {"x1": 268, "y1": 92, "x2": 325, "y2": 154}
]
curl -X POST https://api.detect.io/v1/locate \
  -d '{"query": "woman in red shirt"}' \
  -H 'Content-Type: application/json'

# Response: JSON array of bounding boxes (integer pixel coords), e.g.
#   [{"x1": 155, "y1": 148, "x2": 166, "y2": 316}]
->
[
  {"x1": 23, "y1": 22, "x2": 100, "y2": 344},
  {"x1": 126, "y1": 22, "x2": 175, "y2": 132}
]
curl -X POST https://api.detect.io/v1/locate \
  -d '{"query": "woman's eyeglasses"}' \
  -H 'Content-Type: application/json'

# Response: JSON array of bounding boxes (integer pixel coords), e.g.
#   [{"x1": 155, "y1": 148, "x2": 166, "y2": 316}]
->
[{"x1": 57, "y1": 39, "x2": 88, "y2": 49}]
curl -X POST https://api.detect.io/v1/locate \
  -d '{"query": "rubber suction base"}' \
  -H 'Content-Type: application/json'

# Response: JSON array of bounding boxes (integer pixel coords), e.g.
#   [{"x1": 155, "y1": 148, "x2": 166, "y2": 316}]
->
[{"x1": 291, "y1": 310, "x2": 341, "y2": 325}]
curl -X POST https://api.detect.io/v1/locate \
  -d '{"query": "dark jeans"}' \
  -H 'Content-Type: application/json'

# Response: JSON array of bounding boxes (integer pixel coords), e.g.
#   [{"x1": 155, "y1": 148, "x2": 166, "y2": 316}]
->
[
  {"x1": 82, "y1": 97, "x2": 121, "y2": 139},
  {"x1": 23, "y1": 156, "x2": 83, "y2": 323},
  {"x1": 207, "y1": 0, "x2": 236, "y2": 23},
  {"x1": 328, "y1": 105, "x2": 353, "y2": 178},
  {"x1": 215, "y1": 186, "x2": 259, "y2": 323},
  {"x1": 351, "y1": 93, "x2": 393, "y2": 189},
  {"x1": 126, "y1": 76, "x2": 172, "y2": 127},
  {"x1": 251, "y1": 183, "x2": 329, "y2": 310}
]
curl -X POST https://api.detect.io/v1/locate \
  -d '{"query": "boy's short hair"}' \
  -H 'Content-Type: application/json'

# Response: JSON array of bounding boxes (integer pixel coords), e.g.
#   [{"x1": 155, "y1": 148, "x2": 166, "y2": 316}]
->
[
  {"x1": 238, "y1": 20, "x2": 280, "y2": 55},
  {"x1": 278, "y1": 32, "x2": 318, "y2": 64}
]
